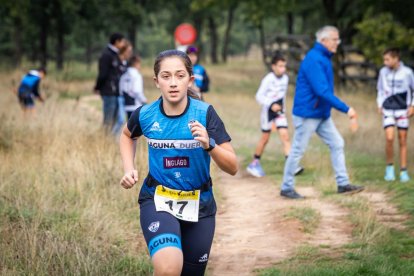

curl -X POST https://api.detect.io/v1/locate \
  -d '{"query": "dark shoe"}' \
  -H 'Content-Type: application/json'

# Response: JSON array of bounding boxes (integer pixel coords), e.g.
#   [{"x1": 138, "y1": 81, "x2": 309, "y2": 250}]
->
[
  {"x1": 337, "y1": 184, "x2": 364, "y2": 194},
  {"x1": 280, "y1": 189, "x2": 305, "y2": 199},
  {"x1": 294, "y1": 166, "x2": 305, "y2": 176}
]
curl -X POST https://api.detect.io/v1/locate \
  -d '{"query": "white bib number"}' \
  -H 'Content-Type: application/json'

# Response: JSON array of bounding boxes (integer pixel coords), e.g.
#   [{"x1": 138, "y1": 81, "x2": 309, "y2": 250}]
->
[{"x1": 154, "y1": 185, "x2": 200, "y2": 222}]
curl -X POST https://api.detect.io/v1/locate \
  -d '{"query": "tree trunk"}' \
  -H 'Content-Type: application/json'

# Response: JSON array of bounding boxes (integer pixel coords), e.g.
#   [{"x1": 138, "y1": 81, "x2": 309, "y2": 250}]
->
[
  {"x1": 193, "y1": 15, "x2": 203, "y2": 45},
  {"x1": 56, "y1": 30, "x2": 65, "y2": 71},
  {"x1": 208, "y1": 16, "x2": 219, "y2": 64},
  {"x1": 39, "y1": 24, "x2": 48, "y2": 68},
  {"x1": 301, "y1": 11, "x2": 308, "y2": 33},
  {"x1": 287, "y1": 12, "x2": 294, "y2": 34},
  {"x1": 12, "y1": 18, "x2": 22, "y2": 67},
  {"x1": 128, "y1": 23, "x2": 136, "y2": 49},
  {"x1": 322, "y1": 0, "x2": 338, "y2": 25},
  {"x1": 221, "y1": 3, "x2": 237, "y2": 63},
  {"x1": 84, "y1": 29, "x2": 92, "y2": 70},
  {"x1": 258, "y1": 21, "x2": 266, "y2": 65}
]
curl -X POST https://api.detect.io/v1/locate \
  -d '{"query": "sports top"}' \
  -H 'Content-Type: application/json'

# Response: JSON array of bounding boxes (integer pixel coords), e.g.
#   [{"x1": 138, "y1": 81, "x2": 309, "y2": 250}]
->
[
  {"x1": 255, "y1": 72, "x2": 289, "y2": 111},
  {"x1": 18, "y1": 70, "x2": 41, "y2": 98},
  {"x1": 119, "y1": 67, "x2": 147, "y2": 112},
  {"x1": 128, "y1": 96, "x2": 230, "y2": 190},
  {"x1": 377, "y1": 62, "x2": 414, "y2": 110}
]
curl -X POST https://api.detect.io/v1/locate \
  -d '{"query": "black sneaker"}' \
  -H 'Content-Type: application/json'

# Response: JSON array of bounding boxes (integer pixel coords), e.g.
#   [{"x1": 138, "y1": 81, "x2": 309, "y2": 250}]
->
[
  {"x1": 337, "y1": 184, "x2": 364, "y2": 194},
  {"x1": 280, "y1": 189, "x2": 305, "y2": 199},
  {"x1": 294, "y1": 166, "x2": 305, "y2": 176}
]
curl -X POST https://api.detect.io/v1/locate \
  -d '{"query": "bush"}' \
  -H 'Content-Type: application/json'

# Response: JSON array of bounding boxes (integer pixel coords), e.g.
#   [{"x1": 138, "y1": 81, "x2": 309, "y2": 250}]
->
[{"x1": 353, "y1": 12, "x2": 414, "y2": 66}]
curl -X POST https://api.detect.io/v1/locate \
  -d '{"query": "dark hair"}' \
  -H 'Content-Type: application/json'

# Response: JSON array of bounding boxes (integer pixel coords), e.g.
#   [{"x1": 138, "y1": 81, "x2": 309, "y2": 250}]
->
[
  {"x1": 38, "y1": 67, "x2": 47, "y2": 75},
  {"x1": 109, "y1": 33, "x2": 125, "y2": 45},
  {"x1": 186, "y1": 45, "x2": 198, "y2": 54},
  {"x1": 154, "y1": 49, "x2": 200, "y2": 99},
  {"x1": 383, "y1": 47, "x2": 400, "y2": 59},
  {"x1": 271, "y1": 53, "x2": 286, "y2": 65},
  {"x1": 128, "y1": 55, "x2": 141, "y2": 67}
]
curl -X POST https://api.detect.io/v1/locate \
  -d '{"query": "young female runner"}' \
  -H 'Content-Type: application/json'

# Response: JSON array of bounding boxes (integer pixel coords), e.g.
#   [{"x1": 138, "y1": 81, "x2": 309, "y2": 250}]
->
[{"x1": 119, "y1": 49, "x2": 238, "y2": 275}]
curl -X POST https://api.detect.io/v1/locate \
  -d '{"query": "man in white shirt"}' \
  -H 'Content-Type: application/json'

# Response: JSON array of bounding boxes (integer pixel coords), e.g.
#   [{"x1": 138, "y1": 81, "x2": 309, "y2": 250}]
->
[{"x1": 377, "y1": 47, "x2": 414, "y2": 182}]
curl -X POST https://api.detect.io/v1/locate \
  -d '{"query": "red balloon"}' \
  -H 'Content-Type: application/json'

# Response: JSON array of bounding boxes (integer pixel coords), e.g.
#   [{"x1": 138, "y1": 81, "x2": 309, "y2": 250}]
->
[{"x1": 174, "y1": 23, "x2": 197, "y2": 45}]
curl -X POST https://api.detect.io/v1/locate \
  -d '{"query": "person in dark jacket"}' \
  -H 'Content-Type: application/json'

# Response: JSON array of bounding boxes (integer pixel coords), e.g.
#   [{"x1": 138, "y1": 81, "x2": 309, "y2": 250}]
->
[
  {"x1": 94, "y1": 33, "x2": 126, "y2": 132},
  {"x1": 280, "y1": 26, "x2": 364, "y2": 199}
]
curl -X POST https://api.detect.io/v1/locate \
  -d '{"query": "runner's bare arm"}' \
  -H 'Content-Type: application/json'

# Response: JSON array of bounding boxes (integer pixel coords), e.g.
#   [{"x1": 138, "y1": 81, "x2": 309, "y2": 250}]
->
[
  {"x1": 120, "y1": 125, "x2": 139, "y2": 189},
  {"x1": 190, "y1": 121, "x2": 238, "y2": 175},
  {"x1": 209, "y1": 142, "x2": 238, "y2": 176}
]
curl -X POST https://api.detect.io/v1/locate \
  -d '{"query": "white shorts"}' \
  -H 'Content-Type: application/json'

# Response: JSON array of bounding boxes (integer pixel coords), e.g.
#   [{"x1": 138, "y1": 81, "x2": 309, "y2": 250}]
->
[
  {"x1": 382, "y1": 109, "x2": 409, "y2": 129},
  {"x1": 260, "y1": 107, "x2": 288, "y2": 132}
]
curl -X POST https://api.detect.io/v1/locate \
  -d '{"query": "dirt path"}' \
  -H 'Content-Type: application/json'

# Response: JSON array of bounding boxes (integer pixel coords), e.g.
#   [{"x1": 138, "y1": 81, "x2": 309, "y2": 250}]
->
[
  {"x1": 207, "y1": 172, "x2": 353, "y2": 275},
  {"x1": 360, "y1": 191, "x2": 410, "y2": 231},
  {"x1": 76, "y1": 96, "x2": 410, "y2": 274}
]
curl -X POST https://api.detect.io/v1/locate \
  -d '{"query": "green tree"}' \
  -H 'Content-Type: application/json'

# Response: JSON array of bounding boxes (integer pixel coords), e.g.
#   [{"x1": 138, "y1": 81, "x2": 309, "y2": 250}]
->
[
  {"x1": 353, "y1": 12, "x2": 414, "y2": 66},
  {"x1": 0, "y1": 0, "x2": 30, "y2": 66},
  {"x1": 51, "y1": 0, "x2": 79, "y2": 70}
]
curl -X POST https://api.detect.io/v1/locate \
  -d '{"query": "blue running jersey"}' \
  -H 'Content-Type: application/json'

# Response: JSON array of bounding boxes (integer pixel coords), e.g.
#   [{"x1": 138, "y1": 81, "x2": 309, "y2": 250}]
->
[
  {"x1": 140, "y1": 98, "x2": 210, "y2": 190},
  {"x1": 127, "y1": 96, "x2": 231, "y2": 218}
]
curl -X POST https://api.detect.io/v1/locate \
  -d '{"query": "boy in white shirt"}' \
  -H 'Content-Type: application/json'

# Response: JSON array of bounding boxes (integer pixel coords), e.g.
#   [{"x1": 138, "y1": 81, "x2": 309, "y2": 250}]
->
[
  {"x1": 247, "y1": 54, "x2": 304, "y2": 177},
  {"x1": 119, "y1": 55, "x2": 147, "y2": 119},
  {"x1": 377, "y1": 48, "x2": 414, "y2": 182}
]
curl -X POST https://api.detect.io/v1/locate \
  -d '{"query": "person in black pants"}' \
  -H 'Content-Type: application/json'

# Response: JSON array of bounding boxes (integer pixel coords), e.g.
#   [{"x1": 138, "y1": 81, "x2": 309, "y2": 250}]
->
[{"x1": 94, "y1": 33, "x2": 126, "y2": 133}]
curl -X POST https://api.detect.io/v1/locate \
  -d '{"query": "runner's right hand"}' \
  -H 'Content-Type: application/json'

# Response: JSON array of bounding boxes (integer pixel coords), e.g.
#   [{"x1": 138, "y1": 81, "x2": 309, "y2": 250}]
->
[
  {"x1": 120, "y1": 170, "x2": 138, "y2": 189},
  {"x1": 378, "y1": 107, "x2": 383, "y2": 115},
  {"x1": 271, "y1": 103, "x2": 282, "y2": 112}
]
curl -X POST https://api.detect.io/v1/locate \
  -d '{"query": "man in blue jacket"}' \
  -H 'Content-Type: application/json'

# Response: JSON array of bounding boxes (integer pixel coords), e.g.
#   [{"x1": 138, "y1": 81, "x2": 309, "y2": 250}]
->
[{"x1": 280, "y1": 26, "x2": 364, "y2": 199}]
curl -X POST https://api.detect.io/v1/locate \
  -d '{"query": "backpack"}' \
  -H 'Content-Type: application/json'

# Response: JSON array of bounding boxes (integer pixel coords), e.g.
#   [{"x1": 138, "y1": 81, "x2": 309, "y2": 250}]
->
[{"x1": 200, "y1": 70, "x2": 209, "y2": 93}]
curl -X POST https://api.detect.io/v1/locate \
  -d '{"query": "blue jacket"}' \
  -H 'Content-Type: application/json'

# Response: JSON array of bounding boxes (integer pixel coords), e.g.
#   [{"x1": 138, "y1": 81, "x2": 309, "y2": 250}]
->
[
  {"x1": 193, "y1": 64, "x2": 209, "y2": 92},
  {"x1": 293, "y1": 42, "x2": 349, "y2": 119}
]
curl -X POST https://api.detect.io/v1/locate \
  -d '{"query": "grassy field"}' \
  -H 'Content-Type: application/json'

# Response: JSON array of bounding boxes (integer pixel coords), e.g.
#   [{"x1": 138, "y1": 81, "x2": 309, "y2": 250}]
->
[{"x1": 1, "y1": 59, "x2": 414, "y2": 275}]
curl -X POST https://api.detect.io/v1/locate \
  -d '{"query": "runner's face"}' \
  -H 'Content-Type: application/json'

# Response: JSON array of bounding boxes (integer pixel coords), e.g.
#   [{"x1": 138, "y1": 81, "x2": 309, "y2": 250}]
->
[
  {"x1": 321, "y1": 30, "x2": 340, "y2": 53},
  {"x1": 115, "y1": 39, "x2": 127, "y2": 50},
  {"x1": 271, "y1": 60, "x2": 287, "y2": 77},
  {"x1": 121, "y1": 46, "x2": 133, "y2": 61},
  {"x1": 188, "y1": 53, "x2": 198, "y2": 65},
  {"x1": 154, "y1": 57, "x2": 194, "y2": 104},
  {"x1": 383, "y1": 54, "x2": 399, "y2": 69}
]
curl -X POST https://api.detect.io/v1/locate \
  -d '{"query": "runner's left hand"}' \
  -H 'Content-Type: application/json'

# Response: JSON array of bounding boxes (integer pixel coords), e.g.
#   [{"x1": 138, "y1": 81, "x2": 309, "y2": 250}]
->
[
  {"x1": 408, "y1": 106, "x2": 414, "y2": 118},
  {"x1": 190, "y1": 121, "x2": 209, "y2": 150}
]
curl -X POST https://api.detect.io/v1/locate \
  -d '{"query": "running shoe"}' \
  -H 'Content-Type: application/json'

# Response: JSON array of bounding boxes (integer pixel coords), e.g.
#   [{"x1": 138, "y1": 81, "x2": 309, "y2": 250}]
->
[
  {"x1": 246, "y1": 161, "x2": 265, "y2": 177},
  {"x1": 337, "y1": 184, "x2": 365, "y2": 194},
  {"x1": 280, "y1": 189, "x2": 305, "y2": 199},
  {"x1": 400, "y1": 171, "x2": 410, "y2": 182},
  {"x1": 384, "y1": 165, "x2": 395, "y2": 181}
]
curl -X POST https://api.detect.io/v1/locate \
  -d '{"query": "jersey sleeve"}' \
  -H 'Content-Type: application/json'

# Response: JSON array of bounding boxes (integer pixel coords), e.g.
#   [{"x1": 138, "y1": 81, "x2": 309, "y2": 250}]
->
[
  {"x1": 33, "y1": 79, "x2": 40, "y2": 97},
  {"x1": 206, "y1": 105, "x2": 231, "y2": 145},
  {"x1": 408, "y1": 69, "x2": 414, "y2": 106},
  {"x1": 127, "y1": 106, "x2": 144, "y2": 139},
  {"x1": 377, "y1": 68, "x2": 386, "y2": 108},
  {"x1": 255, "y1": 74, "x2": 272, "y2": 107}
]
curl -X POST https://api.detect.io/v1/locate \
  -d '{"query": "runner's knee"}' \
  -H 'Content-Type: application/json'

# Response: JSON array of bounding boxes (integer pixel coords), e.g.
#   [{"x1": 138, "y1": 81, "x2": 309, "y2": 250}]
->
[{"x1": 152, "y1": 247, "x2": 183, "y2": 276}]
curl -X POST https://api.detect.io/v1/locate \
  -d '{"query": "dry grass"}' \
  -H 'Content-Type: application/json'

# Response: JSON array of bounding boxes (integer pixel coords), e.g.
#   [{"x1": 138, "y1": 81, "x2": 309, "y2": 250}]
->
[
  {"x1": 1, "y1": 58, "x2": 414, "y2": 275},
  {"x1": 0, "y1": 72, "x2": 152, "y2": 274}
]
